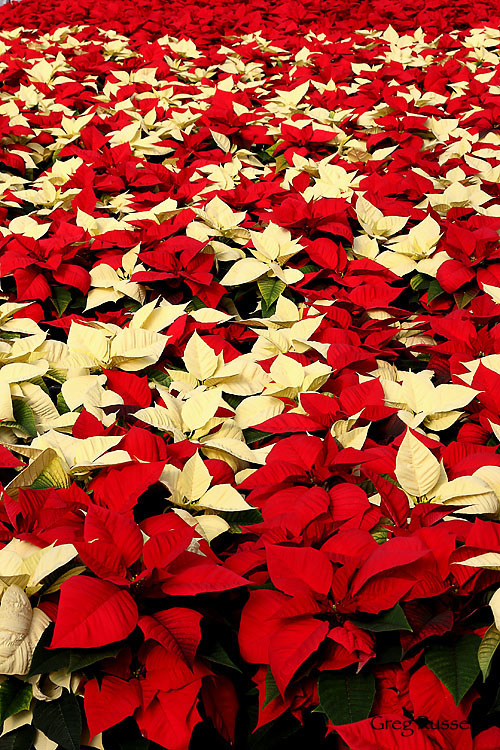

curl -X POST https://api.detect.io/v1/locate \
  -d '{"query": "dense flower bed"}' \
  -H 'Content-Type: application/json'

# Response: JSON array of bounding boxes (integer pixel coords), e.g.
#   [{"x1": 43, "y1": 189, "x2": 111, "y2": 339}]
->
[{"x1": 1, "y1": 0, "x2": 500, "y2": 748}]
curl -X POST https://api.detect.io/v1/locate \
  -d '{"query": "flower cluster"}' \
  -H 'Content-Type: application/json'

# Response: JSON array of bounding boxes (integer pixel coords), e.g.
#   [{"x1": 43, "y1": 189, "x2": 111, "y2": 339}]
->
[{"x1": 0, "y1": 0, "x2": 500, "y2": 748}]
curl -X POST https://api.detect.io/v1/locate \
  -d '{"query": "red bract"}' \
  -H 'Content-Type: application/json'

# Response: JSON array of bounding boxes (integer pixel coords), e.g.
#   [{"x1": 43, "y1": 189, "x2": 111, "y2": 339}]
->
[
  {"x1": 51, "y1": 576, "x2": 139, "y2": 649},
  {"x1": 1, "y1": 2, "x2": 500, "y2": 749}
]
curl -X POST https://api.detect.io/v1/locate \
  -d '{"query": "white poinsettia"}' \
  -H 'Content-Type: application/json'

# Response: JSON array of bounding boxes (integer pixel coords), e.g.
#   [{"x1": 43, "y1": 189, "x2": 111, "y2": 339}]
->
[
  {"x1": 0, "y1": 585, "x2": 51, "y2": 676},
  {"x1": 302, "y1": 162, "x2": 361, "y2": 201},
  {"x1": 135, "y1": 384, "x2": 231, "y2": 442},
  {"x1": 0, "y1": 361, "x2": 53, "y2": 423},
  {"x1": 61, "y1": 373, "x2": 123, "y2": 428},
  {"x1": 3, "y1": 435, "x2": 130, "y2": 482},
  {"x1": 331, "y1": 412, "x2": 370, "y2": 450},
  {"x1": 26, "y1": 430, "x2": 131, "y2": 476},
  {"x1": 220, "y1": 223, "x2": 304, "y2": 287},
  {"x1": 0, "y1": 538, "x2": 79, "y2": 597},
  {"x1": 0, "y1": 303, "x2": 44, "y2": 339},
  {"x1": 395, "y1": 428, "x2": 500, "y2": 515},
  {"x1": 381, "y1": 369, "x2": 479, "y2": 431},
  {"x1": 262, "y1": 353, "x2": 331, "y2": 399},
  {"x1": 159, "y1": 449, "x2": 253, "y2": 516},
  {"x1": 355, "y1": 195, "x2": 409, "y2": 240},
  {"x1": 165, "y1": 331, "x2": 270, "y2": 397},
  {"x1": 250, "y1": 305, "x2": 325, "y2": 359},
  {"x1": 376, "y1": 215, "x2": 442, "y2": 276},
  {"x1": 85, "y1": 246, "x2": 147, "y2": 311},
  {"x1": 58, "y1": 318, "x2": 168, "y2": 372},
  {"x1": 76, "y1": 208, "x2": 134, "y2": 237},
  {"x1": 129, "y1": 298, "x2": 188, "y2": 332},
  {"x1": 187, "y1": 196, "x2": 250, "y2": 244},
  {"x1": 233, "y1": 394, "x2": 285, "y2": 430}
]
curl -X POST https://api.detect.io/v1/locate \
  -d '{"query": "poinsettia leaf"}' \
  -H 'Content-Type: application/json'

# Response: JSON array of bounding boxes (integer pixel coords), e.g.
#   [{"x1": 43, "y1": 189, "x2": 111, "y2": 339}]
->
[
  {"x1": 147, "y1": 369, "x2": 172, "y2": 389},
  {"x1": 243, "y1": 428, "x2": 274, "y2": 444},
  {"x1": 56, "y1": 392, "x2": 71, "y2": 415},
  {"x1": 478, "y1": 625, "x2": 500, "y2": 681},
  {"x1": 67, "y1": 644, "x2": 122, "y2": 674},
  {"x1": 410, "y1": 273, "x2": 427, "y2": 291},
  {"x1": 257, "y1": 277, "x2": 286, "y2": 307},
  {"x1": 352, "y1": 605, "x2": 412, "y2": 632},
  {"x1": 318, "y1": 670, "x2": 375, "y2": 725},
  {"x1": 28, "y1": 625, "x2": 71, "y2": 676},
  {"x1": 11, "y1": 400, "x2": 36, "y2": 438},
  {"x1": 115, "y1": 735, "x2": 151, "y2": 750},
  {"x1": 263, "y1": 667, "x2": 280, "y2": 707},
  {"x1": 274, "y1": 154, "x2": 289, "y2": 173},
  {"x1": 30, "y1": 454, "x2": 70, "y2": 490},
  {"x1": 455, "y1": 288, "x2": 478, "y2": 309},
  {"x1": 33, "y1": 690, "x2": 82, "y2": 750},
  {"x1": 248, "y1": 716, "x2": 299, "y2": 750},
  {"x1": 425, "y1": 635, "x2": 481, "y2": 704},
  {"x1": 0, "y1": 681, "x2": 32, "y2": 725},
  {"x1": 202, "y1": 641, "x2": 242, "y2": 673},
  {"x1": 0, "y1": 726, "x2": 34, "y2": 750},
  {"x1": 299, "y1": 263, "x2": 320, "y2": 274},
  {"x1": 51, "y1": 287, "x2": 72, "y2": 318},
  {"x1": 427, "y1": 279, "x2": 445, "y2": 303},
  {"x1": 220, "y1": 508, "x2": 263, "y2": 528}
]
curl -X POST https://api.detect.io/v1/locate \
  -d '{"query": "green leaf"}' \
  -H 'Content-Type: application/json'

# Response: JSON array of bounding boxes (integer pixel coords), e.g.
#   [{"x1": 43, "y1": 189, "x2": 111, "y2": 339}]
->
[
  {"x1": 46, "y1": 368, "x2": 66, "y2": 385},
  {"x1": 263, "y1": 667, "x2": 280, "y2": 708},
  {"x1": 243, "y1": 428, "x2": 274, "y2": 445},
  {"x1": 28, "y1": 376, "x2": 49, "y2": 394},
  {"x1": 0, "y1": 726, "x2": 34, "y2": 750},
  {"x1": 455, "y1": 288, "x2": 478, "y2": 309},
  {"x1": 33, "y1": 690, "x2": 82, "y2": 750},
  {"x1": 427, "y1": 279, "x2": 445, "y2": 304},
  {"x1": 371, "y1": 527, "x2": 389, "y2": 544},
  {"x1": 352, "y1": 605, "x2": 412, "y2": 633},
  {"x1": 258, "y1": 277, "x2": 286, "y2": 308},
  {"x1": 51, "y1": 288, "x2": 72, "y2": 318},
  {"x1": 425, "y1": 635, "x2": 481, "y2": 704},
  {"x1": 68, "y1": 644, "x2": 121, "y2": 674},
  {"x1": 30, "y1": 454, "x2": 70, "y2": 490},
  {"x1": 188, "y1": 296, "x2": 207, "y2": 311},
  {"x1": 265, "y1": 141, "x2": 283, "y2": 157},
  {"x1": 56, "y1": 392, "x2": 71, "y2": 415},
  {"x1": 147, "y1": 369, "x2": 172, "y2": 389},
  {"x1": 410, "y1": 272, "x2": 427, "y2": 291},
  {"x1": 0, "y1": 681, "x2": 32, "y2": 725},
  {"x1": 220, "y1": 508, "x2": 263, "y2": 528},
  {"x1": 116, "y1": 735, "x2": 151, "y2": 750},
  {"x1": 202, "y1": 642, "x2": 242, "y2": 673},
  {"x1": 28, "y1": 626, "x2": 70, "y2": 677},
  {"x1": 11, "y1": 400, "x2": 36, "y2": 439},
  {"x1": 318, "y1": 670, "x2": 375, "y2": 725},
  {"x1": 478, "y1": 625, "x2": 500, "y2": 681},
  {"x1": 376, "y1": 641, "x2": 402, "y2": 665},
  {"x1": 299, "y1": 263, "x2": 320, "y2": 274},
  {"x1": 223, "y1": 393, "x2": 244, "y2": 410},
  {"x1": 274, "y1": 154, "x2": 289, "y2": 173},
  {"x1": 248, "y1": 716, "x2": 299, "y2": 750},
  {"x1": 29, "y1": 627, "x2": 120, "y2": 677}
]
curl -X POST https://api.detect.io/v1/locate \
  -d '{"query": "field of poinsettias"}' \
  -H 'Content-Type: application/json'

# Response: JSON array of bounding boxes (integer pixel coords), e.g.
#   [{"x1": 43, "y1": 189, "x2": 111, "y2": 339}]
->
[{"x1": 3, "y1": 0, "x2": 500, "y2": 748}]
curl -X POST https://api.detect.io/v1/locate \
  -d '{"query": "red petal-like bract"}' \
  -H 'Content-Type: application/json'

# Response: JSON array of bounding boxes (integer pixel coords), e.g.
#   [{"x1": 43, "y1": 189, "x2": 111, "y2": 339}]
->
[
  {"x1": 51, "y1": 577, "x2": 139, "y2": 649},
  {"x1": 84, "y1": 675, "x2": 141, "y2": 739},
  {"x1": 139, "y1": 608, "x2": 202, "y2": 667},
  {"x1": 1, "y1": 0, "x2": 500, "y2": 747}
]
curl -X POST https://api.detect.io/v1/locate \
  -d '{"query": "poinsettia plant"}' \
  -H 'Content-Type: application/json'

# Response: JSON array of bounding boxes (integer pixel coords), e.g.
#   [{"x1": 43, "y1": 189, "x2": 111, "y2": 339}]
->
[{"x1": 0, "y1": 0, "x2": 500, "y2": 748}]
